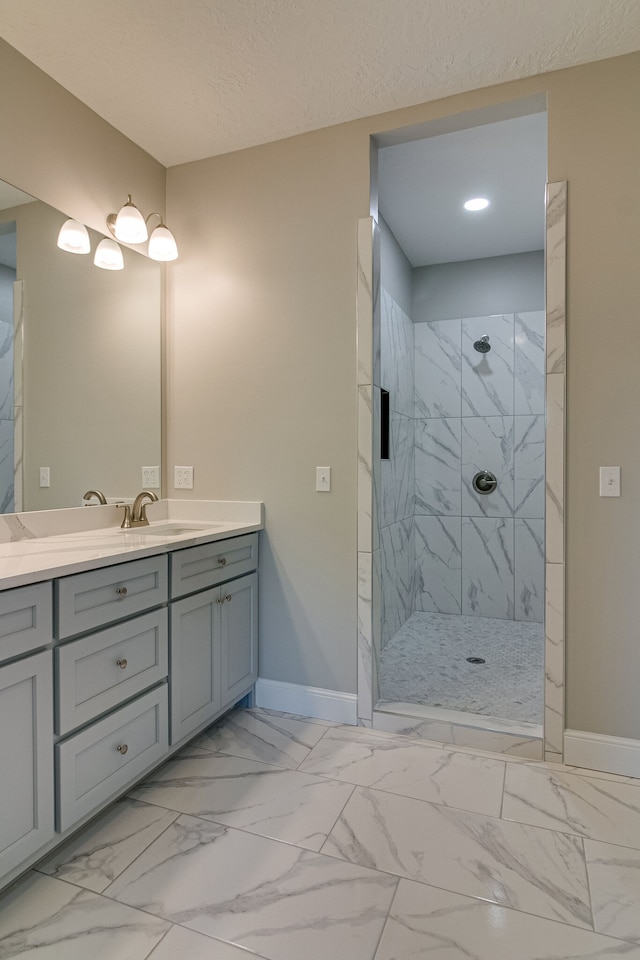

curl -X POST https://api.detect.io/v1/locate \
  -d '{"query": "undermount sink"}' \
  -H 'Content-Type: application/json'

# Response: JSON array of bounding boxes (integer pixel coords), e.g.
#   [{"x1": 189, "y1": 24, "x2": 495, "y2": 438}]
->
[{"x1": 127, "y1": 522, "x2": 224, "y2": 537}]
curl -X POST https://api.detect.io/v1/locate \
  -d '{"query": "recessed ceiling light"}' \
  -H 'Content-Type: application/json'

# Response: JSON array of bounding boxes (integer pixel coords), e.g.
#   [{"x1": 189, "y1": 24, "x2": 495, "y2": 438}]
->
[{"x1": 464, "y1": 197, "x2": 490, "y2": 211}]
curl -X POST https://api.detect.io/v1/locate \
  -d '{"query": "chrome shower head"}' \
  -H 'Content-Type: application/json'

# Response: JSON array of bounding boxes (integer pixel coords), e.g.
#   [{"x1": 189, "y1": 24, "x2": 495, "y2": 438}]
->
[{"x1": 473, "y1": 335, "x2": 491, "y2": 354}]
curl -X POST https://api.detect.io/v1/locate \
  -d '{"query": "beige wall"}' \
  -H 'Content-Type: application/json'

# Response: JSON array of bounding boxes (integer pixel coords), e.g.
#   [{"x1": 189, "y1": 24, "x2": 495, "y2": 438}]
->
[
  {"x1": 0, "y1": 39, "x2": 164, "y2": 237},
  {"x1": 167, "y1": 52, "x2": 640, "y2": 736}
]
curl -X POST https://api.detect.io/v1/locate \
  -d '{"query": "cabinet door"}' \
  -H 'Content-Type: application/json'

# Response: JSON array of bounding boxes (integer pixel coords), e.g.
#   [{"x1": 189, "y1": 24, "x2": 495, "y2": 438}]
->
[
  {"x1": 0, "y1": 651, "x2": 54, "y2": 877},
  {"x1": 170, "y1": 587, "x2": 221, "y2": 744},
  {"x1": 220, "y1": 572, "x2": 258, "y2": 709}
]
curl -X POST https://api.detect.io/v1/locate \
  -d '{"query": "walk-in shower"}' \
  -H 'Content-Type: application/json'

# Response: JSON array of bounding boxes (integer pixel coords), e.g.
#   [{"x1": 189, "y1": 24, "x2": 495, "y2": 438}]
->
[{"x1": 370, "y1": 109, "x2": 548, "y2": 738}]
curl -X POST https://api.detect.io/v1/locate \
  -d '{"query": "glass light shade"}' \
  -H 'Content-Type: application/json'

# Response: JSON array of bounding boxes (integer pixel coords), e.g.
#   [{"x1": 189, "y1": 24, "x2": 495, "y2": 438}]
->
[
  {"x1": 114, "y1": 197, "x2": 148, "y2": 243},
  {"x1": 148, "y1": 224, "x2": 178, "y2": 262},
  {"x1": 93, "y1": 238, "x2": 124, "y2": 270},
  {"x1": 57, "y1": 218, "x2": 91, "y2": 254}
]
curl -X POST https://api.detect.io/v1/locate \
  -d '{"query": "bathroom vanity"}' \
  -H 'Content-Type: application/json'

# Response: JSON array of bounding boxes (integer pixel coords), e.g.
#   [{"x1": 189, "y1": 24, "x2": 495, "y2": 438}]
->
[{"x1": 0, "y1": 499, "x2": 263, "y2": 892}]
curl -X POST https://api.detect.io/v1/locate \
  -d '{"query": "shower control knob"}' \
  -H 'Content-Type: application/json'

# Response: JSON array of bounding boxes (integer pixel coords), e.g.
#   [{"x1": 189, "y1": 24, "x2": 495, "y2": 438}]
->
[{"x1": 472, "y1": 470, "x2": 498, "y2": 495}]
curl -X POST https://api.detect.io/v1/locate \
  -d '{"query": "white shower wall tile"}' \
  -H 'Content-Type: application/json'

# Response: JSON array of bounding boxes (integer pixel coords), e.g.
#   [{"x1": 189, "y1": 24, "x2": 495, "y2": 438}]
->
[
  {"x1": 357, "y1": 385, "x2": 373, "y2": 553},
  {"x1": 357, "y1": 551, "x2": 374, "y2": 721},
  {"x1": 461, "y1": 416, "x2": 514, "y2": 518},
  {"x1": 381, "y1": 288, "x2": 414, "y2": 418},
  {"x1": 514, "y1": 415, "x2": 545, "y2": 519},
  {"x1": 546, "y1": 373, "x2": 564, "y2": 564},
  {"x1": 462, "y1": 517, "x2": 514, "y2": 620},
  {"x1": 0, "y1": 320, "x2": 14, "y2": 419},
  {"x1": 356, "y1": 217, "x2": 374, "y2": 386},
  {"x1": 414, "y1": 318, "x2": 461, "y2": 418},
  {"x1": 515, "y1": 519, "x2": 544, "y2": 622},
  {"x1": 414, "y1": 516, "x2": 462, "y2": 615},
  {"x1": 0, "y1": 419, "x2": 14, "y2": 513},
  {"x1": 415, "y1": 418, "x2": 461, "y2": 516},
  {"x1": 380, "y1": 519, "x2": 414, "y2": 648},
  {"x1": 380, "y1": 413, "x2": 414, "y2": 527},
  {"x1": 546, "y1": 182, "x2": 567, "y2": 375},
  {"x1": 461, "y1": 314, "x2": 514, "y2": 417},
  {"x1": 515, "y1": 311, "x2": 545, "y2": 414}
]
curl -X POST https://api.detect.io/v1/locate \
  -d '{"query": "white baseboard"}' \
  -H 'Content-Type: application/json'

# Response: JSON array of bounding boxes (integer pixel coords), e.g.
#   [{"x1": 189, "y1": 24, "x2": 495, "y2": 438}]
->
[
  {"x1": 254, "y1": 678, "x2": 357, "y2": 725},
  {"x1": 564, "y1": 729, "x2": 640, "y2": 778}
]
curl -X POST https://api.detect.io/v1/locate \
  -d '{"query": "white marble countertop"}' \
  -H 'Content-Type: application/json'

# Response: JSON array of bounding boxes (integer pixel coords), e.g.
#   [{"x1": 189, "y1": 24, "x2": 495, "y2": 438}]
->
[{"x1": 0, "y1": 500, "x2": 264, "y2": 591}]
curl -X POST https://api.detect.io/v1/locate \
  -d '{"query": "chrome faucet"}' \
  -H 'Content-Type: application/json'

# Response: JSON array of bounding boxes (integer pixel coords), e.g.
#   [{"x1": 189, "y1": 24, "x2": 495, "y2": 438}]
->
[
  {"x1": 83, "y1": 489, "x2": 107, "y2": 505},
  {"x1": 131, "y1": 490, "x2": 159, "y2": 527}
]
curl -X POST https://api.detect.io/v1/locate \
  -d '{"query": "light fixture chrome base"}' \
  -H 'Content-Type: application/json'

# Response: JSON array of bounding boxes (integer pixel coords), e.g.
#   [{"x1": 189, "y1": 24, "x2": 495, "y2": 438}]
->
[{"x1": 106, "y1": 213, "x2": 118, "y2": 238}]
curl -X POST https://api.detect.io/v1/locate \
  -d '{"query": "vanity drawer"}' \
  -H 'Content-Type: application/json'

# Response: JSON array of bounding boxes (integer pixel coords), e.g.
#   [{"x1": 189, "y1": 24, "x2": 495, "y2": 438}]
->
[
  {"x1": 55, "y1": 610, "x2": 168, "y2": 736},
  {"x1": 56, "y1": 685, "x2": 168, "y2": 833},
  {"x1": 55, "y1": 555, "x2": 168, "y2": 639},
  {"x1": 171, "y1": 533, "x2": 258, "y2": 598},
  {"x1": 0, "y1": 582, "x2": 52, "y2": 664}
]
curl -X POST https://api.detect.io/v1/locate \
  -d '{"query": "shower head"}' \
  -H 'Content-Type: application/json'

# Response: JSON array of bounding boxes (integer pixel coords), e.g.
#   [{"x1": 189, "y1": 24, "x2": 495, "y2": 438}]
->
[{"x1": 473, "y1": 335, "x2": 491, "y2": 354}]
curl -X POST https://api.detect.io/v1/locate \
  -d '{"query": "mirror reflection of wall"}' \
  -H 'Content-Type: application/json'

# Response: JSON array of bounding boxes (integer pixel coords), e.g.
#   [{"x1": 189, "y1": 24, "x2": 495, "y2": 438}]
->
[
  {"x1": 0, "y1": 182, "x2": 162, "y2": 513},
  {"x1": 0, "y1": 221, "x2": 16, "y2": 512}
]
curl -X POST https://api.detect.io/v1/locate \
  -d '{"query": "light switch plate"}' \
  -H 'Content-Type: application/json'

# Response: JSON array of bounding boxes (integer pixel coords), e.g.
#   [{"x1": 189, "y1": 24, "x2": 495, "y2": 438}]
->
[
  {"x1": 599, "y1": 466, "x2": 620, "y2": 497},
  {"x1": 39, "y1": 466, "x2": 50, "y2": 488},
  {"x1": 316, "y1": 466, "x2": 331, "y2": 492}
]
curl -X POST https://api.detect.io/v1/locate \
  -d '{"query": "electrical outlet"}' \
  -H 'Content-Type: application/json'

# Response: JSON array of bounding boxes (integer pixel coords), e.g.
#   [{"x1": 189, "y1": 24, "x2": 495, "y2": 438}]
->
[
  {"x1": 39, "y1": 466, "x2": 50, "y2": 488},
  {"x1": 141, "y1": 466, "x2": 160, "y2": 489},
  {"x1": 174, "y1": 465, "x2": 194, "y2": 489}
]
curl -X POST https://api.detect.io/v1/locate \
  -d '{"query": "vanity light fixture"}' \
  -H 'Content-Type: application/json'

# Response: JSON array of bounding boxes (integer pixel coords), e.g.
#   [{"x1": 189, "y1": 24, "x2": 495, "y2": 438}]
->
[
  {"x1": 107, "y1": 196, "x2": 179, "y2": 260},
  {"x1": 93, "y1": 237, "x2": 124, "y2": 271},
  {"x1": 109, "y1": 195, "x2": 148, "y2": 244},
  {"x1": 56, "y1": 218, "x2": 91, "y2": 254},
  {"x1": 463, "y1": 197, "x2": 490, "y2": 211},
  {"x1": 147, "y1": 217, "x2": 178, "y2": 262}
]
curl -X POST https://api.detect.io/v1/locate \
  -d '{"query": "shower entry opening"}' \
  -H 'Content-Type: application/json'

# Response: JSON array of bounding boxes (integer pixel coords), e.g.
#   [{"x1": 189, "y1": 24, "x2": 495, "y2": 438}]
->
[{"x1": 357, "y1": 97, "x2": 567, "y2": 759}]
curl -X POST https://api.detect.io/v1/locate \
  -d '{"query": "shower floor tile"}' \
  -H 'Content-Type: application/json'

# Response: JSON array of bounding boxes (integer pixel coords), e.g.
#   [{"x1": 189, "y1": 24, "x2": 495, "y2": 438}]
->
[{"x1": 378, "y1": 611, "x2": 543, "y2": 723}]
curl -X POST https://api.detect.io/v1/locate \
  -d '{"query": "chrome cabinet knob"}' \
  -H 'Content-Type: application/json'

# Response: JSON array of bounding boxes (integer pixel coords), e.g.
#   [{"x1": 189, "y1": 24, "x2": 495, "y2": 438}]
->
[
  {"x1": 225, "y1": 594, "x2": 232, "y2": 603},
  {"x1": 116, "y1": 585, "x2": 128, "y2": 598},
  {"x1": 217, "y1": 557, "x2": 227, "y2": 566},
  {"x1": 116, "y1": 744, "x2": 128, "y2": 755},
  {"x1": 216, "y1": 597, "x2": 224, "y2": 604},
  {"x1": 116, "y1": 658, "x2": 128, "y2": 670}
]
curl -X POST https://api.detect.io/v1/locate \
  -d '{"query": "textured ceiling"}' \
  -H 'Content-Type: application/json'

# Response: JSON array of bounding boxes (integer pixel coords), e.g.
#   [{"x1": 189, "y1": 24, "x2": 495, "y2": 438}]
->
[{"x1": 0, "y1": 0, "x2": 639, "y2": 167}]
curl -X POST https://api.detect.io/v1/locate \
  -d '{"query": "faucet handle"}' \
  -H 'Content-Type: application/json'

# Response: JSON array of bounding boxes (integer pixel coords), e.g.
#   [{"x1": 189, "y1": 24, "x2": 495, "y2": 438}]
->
[{"x1": 117, "y1": 503, "x2": 132, "y2": 529}]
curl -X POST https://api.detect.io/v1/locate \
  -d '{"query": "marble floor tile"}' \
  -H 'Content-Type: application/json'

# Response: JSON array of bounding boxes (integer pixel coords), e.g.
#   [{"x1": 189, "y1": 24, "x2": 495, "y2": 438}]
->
[
  {"x1": 147, "y1": 924, "x2": 270, "y2": 960},
  {"x1": 129, "y1": 753, "x2": 354, "y2": 850},
  {"x1": 107, "y1": 814, "x2": 397, "y2": 960},
  {"x1": 182, "y1": 707, "x2": 329, "y2": 769},
  {"x1": 585, "y1": 839, "x2": 640, "y2": 943},
  {"x1": 35, "y1": 797, "x2": 178, "y2": 893},
  {"x1": 322, "y1": 786, "x2": 592, "y2": 929},
  {"x1": 502, "y1": 764, "x2": 640, "y2": 847},
  {"x1": 0, "y1": 871, "x2": 169, "y2": 960},
  {"x1": 374, "y1": 878, "x2": 640, "y2": 960},
  {"x1": 299, "y1": 725, "x2": 505, "y2": 817}
]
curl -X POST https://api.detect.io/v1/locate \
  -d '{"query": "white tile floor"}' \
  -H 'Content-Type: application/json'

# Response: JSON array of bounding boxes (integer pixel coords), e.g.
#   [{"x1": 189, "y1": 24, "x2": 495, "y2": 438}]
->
[{"x1": 3, "y1": 707, "x2": 640, "y2": 958}]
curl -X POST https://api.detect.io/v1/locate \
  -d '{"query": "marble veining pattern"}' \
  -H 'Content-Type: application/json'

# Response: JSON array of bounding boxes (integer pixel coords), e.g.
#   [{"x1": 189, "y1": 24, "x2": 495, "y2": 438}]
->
[
  {"x1": 415, "y1": 417, "x2": 461, "y2": 516},
  {"x1": 414, "y1": 515, "x2": 462, "y2": 614},
  {"x1": 462, "y1": 517, "x2": 515, "y2": 619},
  {"x1": 461, "y1": 314, "x2": 515, "y2": 417},
  {"x1": 5, "y1": 706, "x2": 640, "y2": 959},
  {"x1": 414, "y1": 318, "x2": 461, "y2": 418},
  {"x1": 515, "y1": 310, "x2": 546, "y2": 414},
  {"x1": 515, "y1": 518, "x2": 544, "y2": 622}
]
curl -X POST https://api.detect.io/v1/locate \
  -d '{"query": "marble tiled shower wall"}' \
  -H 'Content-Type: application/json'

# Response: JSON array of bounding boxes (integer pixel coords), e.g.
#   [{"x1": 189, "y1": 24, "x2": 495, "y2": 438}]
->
[
  {"x1": 378, "y1": 290, "x2": 415, "y2": 647},
  {"x1": 415, "y1": 310, "x2": 545, "y2": 623},
  {"x1": 378, "y1": 291, "x2": 546, "y2": 645}
]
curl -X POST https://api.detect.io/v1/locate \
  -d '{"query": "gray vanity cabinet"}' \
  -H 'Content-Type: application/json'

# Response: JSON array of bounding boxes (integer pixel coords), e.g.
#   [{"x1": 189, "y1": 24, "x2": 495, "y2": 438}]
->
[
  {"x1": 0, "y1": 529, "x2": 259, "y2": 892},
  {"x1": 169, "y1": 534, "x2": 259, "y2": 745},
  {"x1": 0, "y1": 650, "x2": 54, "y2": 878},
  {"x1": 0, "y1": 582, "x2": 54, "y2": 879}
]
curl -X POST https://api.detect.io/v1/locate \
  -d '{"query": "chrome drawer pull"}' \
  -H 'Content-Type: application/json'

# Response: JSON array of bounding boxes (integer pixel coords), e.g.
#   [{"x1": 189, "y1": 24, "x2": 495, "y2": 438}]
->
[
  {"x1": 116, "y1": 586, "x2": 128, "y2": 598},
  {"x1": 116, "y1": 743, "x2": 128, "y2": 755},
  {"x1": 116, "y1": 658, "x2": 128, "y2": 670},
  {"x1": 217, "y1": 557, "x2": 227, "y2": 566},
  {"x1": 225, "y1": 594, "x2": 232, "y2": 602}
]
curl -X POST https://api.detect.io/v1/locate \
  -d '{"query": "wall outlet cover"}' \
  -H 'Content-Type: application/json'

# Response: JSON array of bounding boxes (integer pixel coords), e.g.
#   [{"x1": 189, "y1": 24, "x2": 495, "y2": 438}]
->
[
  {"x1": 174, "y1": 465, "x2": 194, "y2": 489},
  {"x1": 141, "y1": 466, "x2": 160, "y2": 489}
]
